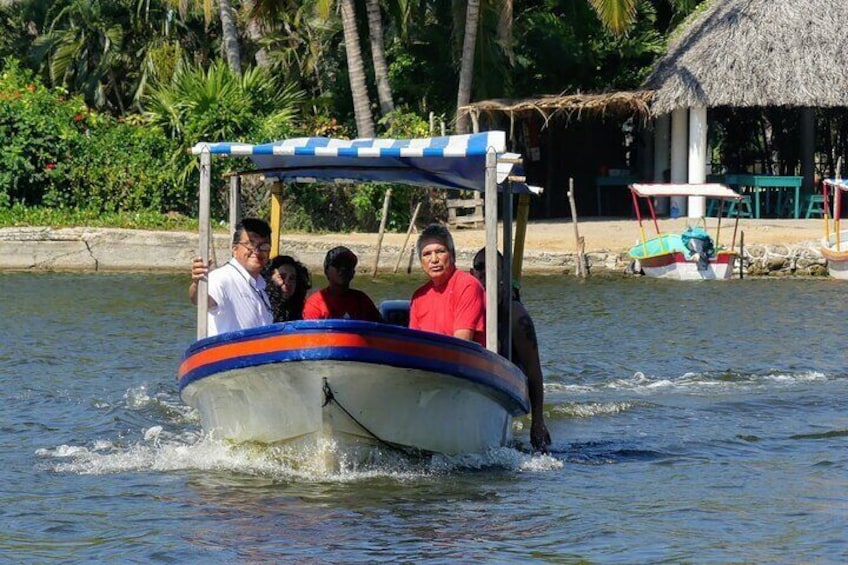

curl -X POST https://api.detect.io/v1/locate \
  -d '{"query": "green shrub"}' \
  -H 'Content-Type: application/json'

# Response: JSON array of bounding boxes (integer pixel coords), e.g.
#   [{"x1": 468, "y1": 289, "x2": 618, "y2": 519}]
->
[
  {"x1": 0, "y1": 58, "x2": 85, "y2": 207},
  {"x1": 50, "y1": 119, "x2": 183, "y2": 213}
]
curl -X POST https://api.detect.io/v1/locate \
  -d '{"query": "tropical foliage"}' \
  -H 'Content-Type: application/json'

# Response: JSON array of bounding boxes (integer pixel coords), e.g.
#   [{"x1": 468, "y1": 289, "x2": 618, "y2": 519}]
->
[{"x1": 0, "y1": 0, "x2": 708, "y2": 230}]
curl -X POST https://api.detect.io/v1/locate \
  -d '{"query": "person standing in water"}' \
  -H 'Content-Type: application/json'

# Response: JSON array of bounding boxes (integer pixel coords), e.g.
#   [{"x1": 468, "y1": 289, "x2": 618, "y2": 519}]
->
[{"x1": 471, "y1": 248, "x2": 551, "y2": 453}]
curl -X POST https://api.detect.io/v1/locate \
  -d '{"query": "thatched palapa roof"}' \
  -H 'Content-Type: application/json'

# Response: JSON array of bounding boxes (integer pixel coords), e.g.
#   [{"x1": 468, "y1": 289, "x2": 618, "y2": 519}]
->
[
  {"x1": 458, "y1": 91, "x2": 654, "y2": 127},
  {"x1": 645, "y1": 0, "x2": 848, "y2": 115}
]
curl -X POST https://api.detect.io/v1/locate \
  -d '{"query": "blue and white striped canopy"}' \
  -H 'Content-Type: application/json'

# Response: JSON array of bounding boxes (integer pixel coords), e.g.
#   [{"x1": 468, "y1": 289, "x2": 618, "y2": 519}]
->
[{"x1": 191, "y1": 131, "x2": 539, "y2": 193}]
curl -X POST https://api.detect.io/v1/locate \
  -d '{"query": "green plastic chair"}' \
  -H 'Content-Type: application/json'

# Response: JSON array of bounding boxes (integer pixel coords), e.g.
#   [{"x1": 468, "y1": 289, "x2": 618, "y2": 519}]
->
[
  {"x1": 804, "y1": 194, "x2": 826, "y2": 218},
  {"x1": 727, "y1": 195, "x2": 753, "y2": 218}
]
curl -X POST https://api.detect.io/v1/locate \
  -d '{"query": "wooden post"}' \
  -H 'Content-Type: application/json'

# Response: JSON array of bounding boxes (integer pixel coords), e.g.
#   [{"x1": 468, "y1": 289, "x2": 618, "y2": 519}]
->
[
  {"x1": 739, "y1": 231, "x2": 744, "y2": 280},
  {"x1": 394, "y1": 202, "x2": 421, "y2": 273},
  {"x1": 372, "y1": 188, "x2": 392, "y2": 277},
  {"x1": 567, "y1": 178, "x2": 587, "y2": 278},
  {"x1": 512, "y1": 193, "x2": 530, "y2": 284},
  {"x1": 270, "y1": 182, "x2": 284, "y2": 257}
]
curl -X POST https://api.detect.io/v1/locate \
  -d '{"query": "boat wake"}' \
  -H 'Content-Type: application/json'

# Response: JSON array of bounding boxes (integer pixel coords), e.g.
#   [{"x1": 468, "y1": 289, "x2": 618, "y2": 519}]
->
[{"x1": 33, "y1": 384, "x2": 562, "y2": 480}]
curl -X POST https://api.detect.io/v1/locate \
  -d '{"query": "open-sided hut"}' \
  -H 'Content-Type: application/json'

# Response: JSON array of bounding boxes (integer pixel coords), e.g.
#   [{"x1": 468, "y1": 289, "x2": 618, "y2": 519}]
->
[
  {"x1": 459, "y1": 91, "x2": 653, "y2": 218},
  {"x1": 644, "y1": 0, "x2": 848, "y2": 194}
]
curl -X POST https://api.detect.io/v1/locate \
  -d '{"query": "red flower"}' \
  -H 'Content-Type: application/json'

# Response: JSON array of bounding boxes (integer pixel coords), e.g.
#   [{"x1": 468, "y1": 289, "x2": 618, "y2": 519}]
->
[{"x1": 45, "y1": 163, "x2": 56, "y2": 170}]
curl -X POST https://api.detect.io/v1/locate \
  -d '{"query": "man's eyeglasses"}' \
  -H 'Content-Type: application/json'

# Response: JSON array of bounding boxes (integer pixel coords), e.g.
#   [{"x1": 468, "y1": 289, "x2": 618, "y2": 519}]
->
[{"x1": 237, "y1": 241, "x2": 272, "y2": 254}]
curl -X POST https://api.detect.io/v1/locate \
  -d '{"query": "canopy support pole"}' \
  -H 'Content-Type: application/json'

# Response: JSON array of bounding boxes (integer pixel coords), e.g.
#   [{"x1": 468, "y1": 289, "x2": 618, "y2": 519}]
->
[
  {"x1": 228, "y1": 176, "x2": 241, "y2": 235},
  {"x1": 197, "y1": 149, "x2": 211, "y2": 340},
  {"x1": 485, "y1": 149, "x2": 498, "y2": 354},
  {"x1": 270, "y1": 182, "x2": 283, "y2": 257}
]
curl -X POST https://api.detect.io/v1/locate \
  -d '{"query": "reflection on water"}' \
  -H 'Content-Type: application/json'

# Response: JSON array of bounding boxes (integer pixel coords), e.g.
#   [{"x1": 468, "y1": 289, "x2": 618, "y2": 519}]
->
[{"x1": 2, "y1": 272, "x2": 847, "y2": 562}]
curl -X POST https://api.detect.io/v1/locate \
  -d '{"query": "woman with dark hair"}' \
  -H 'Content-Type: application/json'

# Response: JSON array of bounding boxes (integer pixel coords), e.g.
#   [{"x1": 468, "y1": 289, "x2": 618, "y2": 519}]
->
[{"x1": 263, "y1": 255, "x2": 311, "y2": 322}]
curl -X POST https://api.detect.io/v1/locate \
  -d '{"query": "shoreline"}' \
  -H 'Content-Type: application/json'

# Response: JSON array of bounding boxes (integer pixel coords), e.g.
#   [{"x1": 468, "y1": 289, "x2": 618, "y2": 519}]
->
[{"x1": 0, "y1": 217, "x2": 829, "y2": 276}]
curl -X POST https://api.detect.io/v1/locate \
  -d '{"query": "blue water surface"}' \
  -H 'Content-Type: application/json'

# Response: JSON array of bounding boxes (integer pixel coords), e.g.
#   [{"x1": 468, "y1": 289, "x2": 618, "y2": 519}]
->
[{"x1": 1, "y1": 272, "x2": 846, "y2": 563}]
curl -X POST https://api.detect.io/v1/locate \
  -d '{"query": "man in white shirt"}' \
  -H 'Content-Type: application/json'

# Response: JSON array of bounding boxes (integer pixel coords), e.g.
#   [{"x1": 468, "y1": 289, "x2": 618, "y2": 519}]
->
[{"x1": 189, "y1": 218, "x2": 274, "y2": 336}]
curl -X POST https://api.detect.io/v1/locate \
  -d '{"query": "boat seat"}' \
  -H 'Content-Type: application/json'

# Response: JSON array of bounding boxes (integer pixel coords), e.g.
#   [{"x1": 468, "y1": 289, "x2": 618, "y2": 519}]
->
[
  {"x1": 727, "y1": 195, "x2": 753, "y2": 218},
  {"x1": 804, "y1": 194, "x2": 826, "y2": 219}
]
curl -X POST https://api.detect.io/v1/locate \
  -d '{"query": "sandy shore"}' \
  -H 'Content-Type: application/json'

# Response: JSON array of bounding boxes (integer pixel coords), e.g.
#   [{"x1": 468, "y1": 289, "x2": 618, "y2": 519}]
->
[
  {"x1": 0, "y1": 217, "x2": 828, "y2": 274},
  {"x1": 292, "y1": 217, "x2": 826, "y2": 255}
]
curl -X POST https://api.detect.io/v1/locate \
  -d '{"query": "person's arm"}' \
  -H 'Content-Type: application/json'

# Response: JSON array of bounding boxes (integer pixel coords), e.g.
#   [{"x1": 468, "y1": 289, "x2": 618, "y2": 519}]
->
[
  {"x1": 452, "y1": 275, "x2": 485, "y2": 342},
  {"x1": 511, "y1": 300, "x2": 551, "y2": 453},
  {"x1": 359, "y1": 291, "x2": 384, "y2": 323},
  {"x1": 453, "y1": 328, "x2": 475, "y2": 341},
  {"x1": 301, "y1": 291, "x2": 324, "y2": 320},
  {"x1": 189, "y1": 256, "x2": 217, "y2": 308}
]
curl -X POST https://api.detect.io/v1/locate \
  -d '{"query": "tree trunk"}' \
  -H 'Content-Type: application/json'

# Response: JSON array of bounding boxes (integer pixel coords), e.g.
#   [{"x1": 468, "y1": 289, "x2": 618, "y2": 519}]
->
[
  {"x1": 365, "y1": 0, "x2": 394, "y2": 118},
  {"x1": 340, "y1": 0, "x2": 375, "y2": 138},
  {"x1": 455, "y1": 0, "x2": 480, "y2": 134},
  {"x1": 218, "y1": 0, "x2": 241, "y2": 74}
]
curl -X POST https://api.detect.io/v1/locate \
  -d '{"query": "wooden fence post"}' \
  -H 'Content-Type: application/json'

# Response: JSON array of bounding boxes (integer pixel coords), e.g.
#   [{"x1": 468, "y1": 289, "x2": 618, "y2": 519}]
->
[
  {"x1": 567, "y1": 178, "x2": 587, "y2": 278},
  {"x1": 395, "y1": 201, "x2": 421, "y2": 273},
  {"x1": 372, "y1": 188, "x2": 392, "y2": 277}
]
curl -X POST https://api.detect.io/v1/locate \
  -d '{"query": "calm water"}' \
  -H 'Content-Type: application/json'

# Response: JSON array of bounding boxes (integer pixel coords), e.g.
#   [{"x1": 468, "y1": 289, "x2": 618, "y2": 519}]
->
[{"x1": 2, "y1": 272, "x2": 846, "y2": 563}]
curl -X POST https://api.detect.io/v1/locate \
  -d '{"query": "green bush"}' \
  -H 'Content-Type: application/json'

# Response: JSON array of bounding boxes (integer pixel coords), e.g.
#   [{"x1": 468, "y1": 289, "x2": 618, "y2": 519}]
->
[
  {"x1": 51, "y1": 120, "x2": 183, "y2": 213},
  {"x1": 0, "y1": 58, "x2": 85, "y2": 207}
]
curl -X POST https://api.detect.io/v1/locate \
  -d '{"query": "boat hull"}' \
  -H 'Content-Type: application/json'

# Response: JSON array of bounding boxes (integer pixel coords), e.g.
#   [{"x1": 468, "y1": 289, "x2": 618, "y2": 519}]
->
[
  {"x1": 629, "y1": 235, "x2": 737, "y2": 280},
  {"x1": 178, "y1": 320, "x2": 529, "y2": 455},
  {"x1": 822, "y1": 231, "x2": 848, "y2": 280}
]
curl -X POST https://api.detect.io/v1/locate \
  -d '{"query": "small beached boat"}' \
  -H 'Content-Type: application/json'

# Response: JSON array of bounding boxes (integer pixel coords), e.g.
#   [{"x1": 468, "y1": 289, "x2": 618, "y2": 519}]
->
[
  {"x1": 178, "y1": 132, "x2": 538, "y2": 456},
  {"x1": 820, "y1": 178, "x2": 848, "y2": 280},
  {"x1": 628, "y1": 183, "x2": 742, "y2": 280}
]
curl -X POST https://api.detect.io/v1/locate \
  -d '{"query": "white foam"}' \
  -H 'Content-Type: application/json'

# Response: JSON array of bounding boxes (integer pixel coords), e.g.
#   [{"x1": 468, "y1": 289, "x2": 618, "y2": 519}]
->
[{"x1": 34, "y1": 433, "x2": 563, "y2": 480}]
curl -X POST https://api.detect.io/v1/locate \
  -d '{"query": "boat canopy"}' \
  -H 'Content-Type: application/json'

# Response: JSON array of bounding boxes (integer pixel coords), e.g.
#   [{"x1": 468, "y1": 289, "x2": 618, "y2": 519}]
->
[
  {"x1": 190, "y1": 131, "x2": 541, "y2": 194},
  {"x1": 823, "y1": 178, "x2": 848, "y2": 192},
  {"x1": 630, "y1": 183, "x2": 741, "y2": 200}
]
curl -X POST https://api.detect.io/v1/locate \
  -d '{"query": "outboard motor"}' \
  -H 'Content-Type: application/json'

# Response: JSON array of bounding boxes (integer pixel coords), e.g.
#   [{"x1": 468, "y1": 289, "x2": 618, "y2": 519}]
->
[{"x1": 682, "y1": 226, "x2": 715, "y2": 271}]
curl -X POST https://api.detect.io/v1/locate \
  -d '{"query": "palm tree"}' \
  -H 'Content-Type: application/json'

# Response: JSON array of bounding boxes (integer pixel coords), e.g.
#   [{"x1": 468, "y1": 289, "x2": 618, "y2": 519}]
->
[
  {"x1": 339, "y1": 0, "x2": 374, "y2": 137},
  {"x1": 217, "y1": 0, "x2": 241, "y2": 73},
  {"x1": 454, "y1": 0, "x2": 693, "y2": 133},
  {"x1": 32, "y1": 0, "x2": 127, "y2": 112},
  {"x1": 455, "y1": 0, "x2": 480, "y2": 134},
  {"x1": 365, "y1": 0, "x2": 394, "y2": 118}
]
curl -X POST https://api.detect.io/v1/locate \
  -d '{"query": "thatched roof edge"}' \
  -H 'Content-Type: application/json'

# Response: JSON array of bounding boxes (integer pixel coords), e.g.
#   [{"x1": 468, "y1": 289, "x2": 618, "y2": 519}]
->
[
  {"x1": 458, "y1": 90, "x2": 654, "y2": 127},
  {"x1": 644, "y1": 0, "x2": 848, "y2": 115}
]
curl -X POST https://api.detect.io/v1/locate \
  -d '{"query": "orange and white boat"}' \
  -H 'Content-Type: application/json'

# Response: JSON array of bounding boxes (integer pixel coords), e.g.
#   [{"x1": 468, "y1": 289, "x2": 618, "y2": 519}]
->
[
  {"x1": 820, "y1": 178, "x2": 848, "y2": 280},
  {"x1": 628, "y1": 183, "x2": 742, "y2": 280}
]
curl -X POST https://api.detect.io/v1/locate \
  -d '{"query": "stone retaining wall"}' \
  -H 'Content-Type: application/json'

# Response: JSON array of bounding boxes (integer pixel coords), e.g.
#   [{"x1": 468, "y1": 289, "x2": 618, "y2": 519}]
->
[{"x1": 0, "y1": 227, "x2": 828, "y2": 277}]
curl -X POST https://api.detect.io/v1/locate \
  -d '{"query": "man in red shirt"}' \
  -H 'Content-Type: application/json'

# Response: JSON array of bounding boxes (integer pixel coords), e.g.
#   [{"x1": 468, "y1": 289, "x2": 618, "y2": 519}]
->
[
  {"x1": 409, "y1": 224, "x2": 485, "y2": 346},
  {"x1": 302, "y1": 246, "x2": 383, "y2": 322}
]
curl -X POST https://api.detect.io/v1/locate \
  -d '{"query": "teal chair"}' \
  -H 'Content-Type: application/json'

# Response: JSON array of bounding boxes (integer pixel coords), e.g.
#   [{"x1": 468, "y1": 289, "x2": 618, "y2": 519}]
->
[
  {"x1": 804, "y1": 194, "x2": 827, "y2": 218},
  {"x1": 726, "y1": 195, "x2": 753, "y2": 218}
]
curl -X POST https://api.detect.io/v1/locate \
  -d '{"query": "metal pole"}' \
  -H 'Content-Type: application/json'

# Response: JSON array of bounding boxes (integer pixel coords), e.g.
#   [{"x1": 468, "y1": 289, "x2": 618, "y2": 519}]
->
[
  {"x1": 485, "y1": 149, "x2": 498, "y2": 353},
  {"x1": 228, "y1": 175, "x2": 241, "y2": 235},
  {"x1": 197, "y1": 149, "x2": 211, "y2": 340}
]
